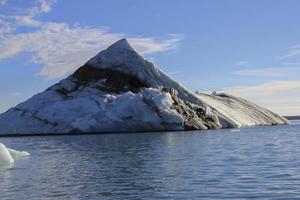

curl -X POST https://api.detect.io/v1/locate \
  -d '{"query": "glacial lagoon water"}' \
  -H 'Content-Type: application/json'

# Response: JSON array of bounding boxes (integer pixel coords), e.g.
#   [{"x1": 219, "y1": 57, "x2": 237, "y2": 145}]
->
[{"x1": 1, "y1": 122, "x2": 300, "y2": 200}]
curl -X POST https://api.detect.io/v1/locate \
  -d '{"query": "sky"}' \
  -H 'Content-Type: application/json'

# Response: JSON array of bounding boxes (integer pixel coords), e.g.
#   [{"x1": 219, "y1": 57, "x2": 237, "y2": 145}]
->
[{"x1": 0, "y1": 0, "x2": 299, "y2": 116}]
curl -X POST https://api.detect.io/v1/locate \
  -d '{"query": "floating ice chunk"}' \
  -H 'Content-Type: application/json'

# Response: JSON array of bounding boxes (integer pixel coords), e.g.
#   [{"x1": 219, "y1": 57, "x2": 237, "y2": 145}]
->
[
  {"x1": 0, "y1": 143, "x2": 14, "y2": 168},
  {"x1": 7, "y1": 148, "x2": 30, "y2": 158},
  {"x1": 0, "y1": 143, "x2": 30, "y2": 169}
]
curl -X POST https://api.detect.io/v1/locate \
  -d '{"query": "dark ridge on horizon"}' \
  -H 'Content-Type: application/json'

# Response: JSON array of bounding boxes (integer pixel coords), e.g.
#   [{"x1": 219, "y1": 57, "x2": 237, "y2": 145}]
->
[{"x1": 284, "y1": 116, "x2": 300, "y2": 120}]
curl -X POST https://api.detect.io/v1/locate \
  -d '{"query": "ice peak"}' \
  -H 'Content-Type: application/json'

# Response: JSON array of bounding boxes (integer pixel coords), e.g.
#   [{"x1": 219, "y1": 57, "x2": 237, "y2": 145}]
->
[
  {"x1": 111, "y1": 38, "x2": 132, "y2": 49},
  {"x1": 108, "y1": 38, "x2": 134, "y2": 51},
  {"x1": 86, "y1": 38, "x2": 143, "y2": 68}
]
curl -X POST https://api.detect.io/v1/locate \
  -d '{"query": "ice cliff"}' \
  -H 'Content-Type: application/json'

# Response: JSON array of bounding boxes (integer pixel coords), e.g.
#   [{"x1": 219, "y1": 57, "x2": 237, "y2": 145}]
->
[{"x1": 0, "y1": 39, "x2": 288, "y2": 134}]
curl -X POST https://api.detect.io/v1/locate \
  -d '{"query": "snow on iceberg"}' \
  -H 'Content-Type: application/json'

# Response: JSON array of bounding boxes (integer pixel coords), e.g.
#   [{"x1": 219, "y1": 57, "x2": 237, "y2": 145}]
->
[
  {"x1": 7, "y1": 147, "x2": 30, "y2": 158},
  {"x1": 0, "y1": 39, "x2": 288, "y2": 135}
]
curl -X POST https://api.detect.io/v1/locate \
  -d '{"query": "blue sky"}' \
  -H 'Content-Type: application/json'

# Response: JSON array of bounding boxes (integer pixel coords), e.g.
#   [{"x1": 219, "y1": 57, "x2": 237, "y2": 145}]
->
[{"x1": 0, "y1": 0, "x2": 300, "y2": 115}]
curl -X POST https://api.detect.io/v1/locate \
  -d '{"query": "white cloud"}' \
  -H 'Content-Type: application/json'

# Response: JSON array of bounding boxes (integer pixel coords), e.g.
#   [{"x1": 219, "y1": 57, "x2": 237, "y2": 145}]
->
[
  {"x1": 0, "y1": 23, "x2": 182, "y2": 79},
  {"x1": 13, "y1": 15, "x2": 41, "y2": 27},
  {"x1": 39, "y1": 0, "x2": 54, "y2": 13},
  {"x1": 0, "y1": 0, "x2": 182, "y2": 79},
  {"x1": 0, "y1": 0, "x2": 56, "y2": 27},
  {"x1": 128, "y1": 35, "x2": 182, "y2": 54},
  {"x1": 284, "y1": 44, "x2": 300, "y2": 58},
  {"x1": 0, "y1": 18, "x2": 14, "y2": 34},
  {"x1": 229, "y1": 46, "x2": 300, "y2": 116},
  {"x1": 234, "y1": 67, "x2": 300, "y2": 77},
  {"x1": 217, "y1": 80, "x2": 300, "y2": 116}
]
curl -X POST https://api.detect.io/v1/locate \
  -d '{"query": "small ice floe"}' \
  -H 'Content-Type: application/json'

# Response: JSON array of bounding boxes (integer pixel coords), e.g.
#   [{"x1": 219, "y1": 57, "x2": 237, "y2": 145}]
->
[
  {"x1": 0, "y1": 143, "x2": 30, "y2": 169},
  {"x1": 230, "y1": 129, "x2": 241, "y2": 133}
]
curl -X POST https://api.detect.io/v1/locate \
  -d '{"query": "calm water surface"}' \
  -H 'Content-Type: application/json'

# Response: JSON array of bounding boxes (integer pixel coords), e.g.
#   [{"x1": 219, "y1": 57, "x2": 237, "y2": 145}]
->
[{"x1": 1, "y1": 123, "x2": 300, "y2": 200}]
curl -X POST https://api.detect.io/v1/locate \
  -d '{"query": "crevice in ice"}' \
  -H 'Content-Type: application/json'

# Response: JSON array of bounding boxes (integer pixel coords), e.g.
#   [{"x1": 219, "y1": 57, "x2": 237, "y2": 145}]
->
[{"x1": 12, "y1": 108, "x2": 58, "y2": 127}]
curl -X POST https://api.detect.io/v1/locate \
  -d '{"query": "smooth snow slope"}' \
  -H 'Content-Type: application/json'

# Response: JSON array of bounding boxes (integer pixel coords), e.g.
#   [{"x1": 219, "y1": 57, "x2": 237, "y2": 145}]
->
[{"x1": 0, "y1": 39, "x2": 288, "y2": 135}]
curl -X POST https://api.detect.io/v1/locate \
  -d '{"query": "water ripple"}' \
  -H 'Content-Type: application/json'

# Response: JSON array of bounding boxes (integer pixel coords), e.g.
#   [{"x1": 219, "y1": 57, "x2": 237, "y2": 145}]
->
[{"x1": 0, "y1": 124, "x2": 300, "y2": 199}]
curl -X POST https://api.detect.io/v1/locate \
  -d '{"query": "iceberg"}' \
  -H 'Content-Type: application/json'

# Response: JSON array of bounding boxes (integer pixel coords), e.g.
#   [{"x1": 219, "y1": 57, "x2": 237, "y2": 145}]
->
[{"x1": 0, "y1": 39, "x2": 288, "y2": 135}]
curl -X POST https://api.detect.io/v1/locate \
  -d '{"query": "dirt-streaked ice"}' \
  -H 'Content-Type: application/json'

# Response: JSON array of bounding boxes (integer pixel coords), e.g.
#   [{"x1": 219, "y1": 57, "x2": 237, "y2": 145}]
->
[{"x1": 0, "y1": 39, "x2": 288, "y2": 135}]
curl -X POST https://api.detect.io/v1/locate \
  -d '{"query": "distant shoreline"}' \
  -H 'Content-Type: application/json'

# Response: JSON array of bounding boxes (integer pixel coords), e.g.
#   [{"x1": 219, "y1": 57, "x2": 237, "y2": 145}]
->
[{"x1": 284, "y1": 116, "x2": 300, "y2": 120}]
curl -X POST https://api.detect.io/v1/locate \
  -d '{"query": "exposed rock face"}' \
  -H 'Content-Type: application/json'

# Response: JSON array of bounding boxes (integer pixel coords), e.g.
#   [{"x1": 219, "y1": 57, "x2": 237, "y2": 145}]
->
[{"x1": 0, "y1": 39, "x2": 288, "y2": 135}]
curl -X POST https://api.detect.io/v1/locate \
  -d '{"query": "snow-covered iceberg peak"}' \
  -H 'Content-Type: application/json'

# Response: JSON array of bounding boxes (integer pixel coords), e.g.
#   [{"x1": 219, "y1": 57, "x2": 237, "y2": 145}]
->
[
  {"x1": 0, "y1": 143, "x2": 30, "y2": 168},
  {"x1": 105, "y1": 38, "x2": 136, "y2": 52},
  {"x1": 87, "y1": 38, "x2": 142, "y2": 70},
  {"x1": 85, "y1": 39, "x2": 203, "y2": 105}
]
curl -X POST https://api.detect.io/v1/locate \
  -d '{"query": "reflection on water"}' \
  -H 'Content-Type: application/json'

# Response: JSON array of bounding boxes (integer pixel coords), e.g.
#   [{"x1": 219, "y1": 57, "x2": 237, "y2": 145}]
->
[
  {"x1": 0, "y1": 163, "x2": 14, "y2": 170},
  {"x1": 290, "y1": 120, "x2": 300, "y2": 124},
  {"x1": 0, "y1": 124, "x2": 300, "y2": 199}
]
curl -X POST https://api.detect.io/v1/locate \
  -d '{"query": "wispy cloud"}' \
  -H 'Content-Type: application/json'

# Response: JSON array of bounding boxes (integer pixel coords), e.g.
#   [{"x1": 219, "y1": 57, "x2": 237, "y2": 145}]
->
[
  {"x1": 222, "y1": 80, "x2": 300, "y2": 96},
  {"x1": 39, "y1": 0, "x2": 54, "y2": 12},
  {"x1": 167, "y1": 70, "x2": 183, "y2": 76},
  {"x1": 283, "y1": 44, "x2": 300, "y2": 58},
  {"x1": 282, "y1": 62, "x2": 300, "y2": 66},
  {"x1": 218, "y1": 80, "x2": 300, "y2": 115},
  {"x1": 235, "y1": 61, "x2": 248, "y2": 66},
  {"x1": 234, "y1": 67, "x2": 300, "y2": 77},
  {"x1": 0, "y1": 18, "x2": 13, "y2": 34},
  {"x1": 0, "y1": 0, "x2": 56, "y2": 27},
  {"x1": 0, "y1": 0, "x2": 182, "y2": 79}
]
